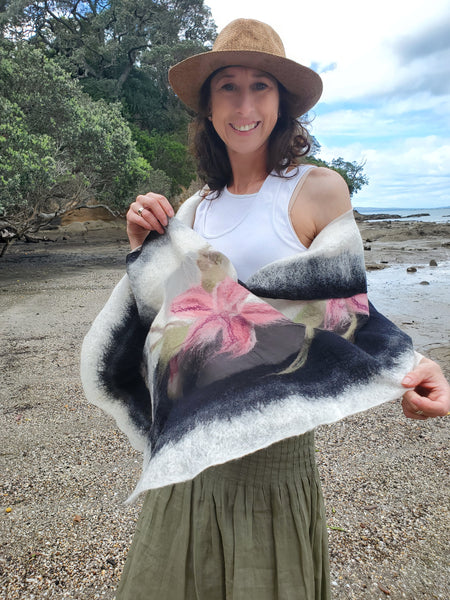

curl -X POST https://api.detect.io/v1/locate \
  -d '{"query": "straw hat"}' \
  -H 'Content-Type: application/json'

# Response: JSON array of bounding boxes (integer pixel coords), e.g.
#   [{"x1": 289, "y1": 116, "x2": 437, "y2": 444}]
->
[{"x1": 168, "y1": 18, "x2": 323, "y2": 118}]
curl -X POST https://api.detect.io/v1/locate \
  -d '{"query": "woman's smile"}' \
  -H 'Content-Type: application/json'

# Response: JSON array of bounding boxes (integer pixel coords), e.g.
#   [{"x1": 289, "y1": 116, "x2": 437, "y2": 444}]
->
[
  {"x1": 230, "y1": 121, "x2": 261, "y2": 133},
  {"x1": 209, "y1": 66, "x2": 279, "y2": 158}
]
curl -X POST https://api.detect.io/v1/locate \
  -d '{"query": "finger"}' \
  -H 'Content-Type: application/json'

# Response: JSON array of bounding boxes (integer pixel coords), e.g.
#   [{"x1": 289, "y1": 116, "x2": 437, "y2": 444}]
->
[
  {"x1": 135, "y1": 198, "x2": 167, "y2": 225},
  {"x1": 129, "y1": 199, "x2": 167, "y2": 234},
  {"x1": 402, "y1": 406, "x2": 428, "y2": 420},
  {"x1": 158, "y1": 195, "x2": 175, "y2": 217},
  {"x1": 135, "y1": 209, "x2": 166, "y2": 234},
  {"x1": 402, "y1": 395, "x2": 429, "y2": 420},
  {"x1": 401, "y1": 373, "x2": 420, "y2": 388},
  {"x1": 401, "y1": 367, "x2": 433, "y2": 389},
  {"x1": 402, "y1": 390, "x2": 447, "y2": 418},
  {"x1": 127, "y1": 206, "x2": 152, "y2": 231},
  {"x1": 144, "y1": 212, "x2": 166, "y2": 234},
  {"x1": 136, "y1": 194, "x2": 174, "y2": 225},
  {"x1": 136, "y1": 192, "x2": 173, "y2": 211}
]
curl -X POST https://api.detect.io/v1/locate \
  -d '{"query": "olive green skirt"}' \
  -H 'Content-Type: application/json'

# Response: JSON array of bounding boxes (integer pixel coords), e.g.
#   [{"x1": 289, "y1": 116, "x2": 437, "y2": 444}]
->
[{"x1": 116, "y1": 431, "x2": 330, "y2": 600}]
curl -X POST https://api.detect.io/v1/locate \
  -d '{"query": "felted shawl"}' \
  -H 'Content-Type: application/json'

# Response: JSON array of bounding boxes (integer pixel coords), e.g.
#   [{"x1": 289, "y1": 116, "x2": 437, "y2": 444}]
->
[{"x1": 81, "y1": 198, "x2": 416, "y2": 502}]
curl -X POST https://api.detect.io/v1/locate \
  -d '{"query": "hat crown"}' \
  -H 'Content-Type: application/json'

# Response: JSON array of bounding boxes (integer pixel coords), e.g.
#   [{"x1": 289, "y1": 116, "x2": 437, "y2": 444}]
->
[
  {"x1": 168, "y1": 18, "x2": 322, "y2": 117},
  {"x1": 212, "y1": 19, "x2": 286, "y2": 58}
]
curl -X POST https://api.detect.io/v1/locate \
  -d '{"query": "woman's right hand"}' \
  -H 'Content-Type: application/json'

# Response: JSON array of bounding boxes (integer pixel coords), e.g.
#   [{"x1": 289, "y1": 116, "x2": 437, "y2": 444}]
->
[{"x1": 127, "y1": 192, "x2": 175, "y2": 250}]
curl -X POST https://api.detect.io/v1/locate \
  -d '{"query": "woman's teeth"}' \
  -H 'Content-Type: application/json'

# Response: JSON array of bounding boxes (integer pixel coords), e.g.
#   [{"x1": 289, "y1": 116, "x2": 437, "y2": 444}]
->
[{"x1": 232, "y1": 122, "x2": 259, "y2": 132}]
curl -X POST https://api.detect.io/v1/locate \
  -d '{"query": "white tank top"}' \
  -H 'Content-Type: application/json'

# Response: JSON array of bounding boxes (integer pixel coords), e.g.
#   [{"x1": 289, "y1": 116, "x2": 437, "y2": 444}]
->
[{"x1": 193, "y1": 165, "x2": 315, "y2": 282}]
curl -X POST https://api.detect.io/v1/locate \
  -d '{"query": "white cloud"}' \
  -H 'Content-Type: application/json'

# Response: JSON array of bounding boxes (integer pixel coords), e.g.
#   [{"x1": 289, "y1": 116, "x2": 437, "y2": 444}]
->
[
  {"x1": 312, "y1": 93, "x2": 449, "y2": 143},
  {"x1": 317, "y1": 137, "x2": 450, "y2": 208}
]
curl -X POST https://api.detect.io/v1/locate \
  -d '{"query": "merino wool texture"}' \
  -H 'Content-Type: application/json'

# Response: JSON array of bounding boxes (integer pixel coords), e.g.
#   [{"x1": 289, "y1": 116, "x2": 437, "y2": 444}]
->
[{"x1": 80, "y1": 204, "x2": 416, "y2": 502}]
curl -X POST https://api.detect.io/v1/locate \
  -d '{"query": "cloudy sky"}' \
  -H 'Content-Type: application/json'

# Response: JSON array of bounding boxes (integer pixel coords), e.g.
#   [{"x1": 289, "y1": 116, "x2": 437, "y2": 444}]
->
[{"x1": 204, "y1": 0, "x2": 450, "y2": 208}]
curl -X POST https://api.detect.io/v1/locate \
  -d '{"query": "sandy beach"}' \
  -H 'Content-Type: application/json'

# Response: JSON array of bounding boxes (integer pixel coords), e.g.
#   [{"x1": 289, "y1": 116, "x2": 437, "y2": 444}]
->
[{"x1": 1, "y1": 215, "x2": 449, "y2": 599}]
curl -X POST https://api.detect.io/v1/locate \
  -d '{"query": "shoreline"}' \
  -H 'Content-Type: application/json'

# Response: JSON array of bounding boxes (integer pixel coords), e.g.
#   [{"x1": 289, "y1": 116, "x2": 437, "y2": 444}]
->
[
  {"x1": 3, "y1": 217, "x2": 449, "y2": 352},
  {"x1": 3, "y1": 214, "x2": 450, "y2": 269},
  {"x1": 1, "y1": 217, "x2": 449, "y2": 599}
]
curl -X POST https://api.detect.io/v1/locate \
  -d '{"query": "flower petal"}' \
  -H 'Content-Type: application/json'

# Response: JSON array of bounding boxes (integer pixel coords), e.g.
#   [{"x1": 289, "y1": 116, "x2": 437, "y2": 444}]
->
[
  {"x1": 240, "y1": 300, "x2": 285, "y2": 325},
  {"x1": 220, "y1": 315, "x2": 255, "y2": 357},
  {"x1": 213, "y1": 277, "x2": 251, "y2": 313},
  {"x1": 170, "y1": 285, "x2": 213, "y2": 319},
  {"x1": 182, "y1": 315, "x2": 223, "y2": 351}
]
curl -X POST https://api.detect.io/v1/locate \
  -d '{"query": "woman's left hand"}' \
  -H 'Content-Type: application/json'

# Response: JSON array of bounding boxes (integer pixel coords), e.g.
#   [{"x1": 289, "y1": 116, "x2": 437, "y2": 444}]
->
[{"x1": 402, "y1": 357, "x2": 450, "y2": 419}]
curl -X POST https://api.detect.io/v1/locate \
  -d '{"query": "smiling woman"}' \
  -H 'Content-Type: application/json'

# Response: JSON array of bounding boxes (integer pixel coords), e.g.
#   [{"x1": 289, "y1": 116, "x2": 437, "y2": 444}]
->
[
  {"x1": 208, "y1": 67, "x2": 279, "y2": 165},
  {"x1": 81, "y1": 16, "x2": 450, "y2": 600},
  {"x1": 202, "y1": 67, "x2": 281, "y2": 193},
  {"x1": 191, "y1": 68, "x2": 314, "y2": 199}
]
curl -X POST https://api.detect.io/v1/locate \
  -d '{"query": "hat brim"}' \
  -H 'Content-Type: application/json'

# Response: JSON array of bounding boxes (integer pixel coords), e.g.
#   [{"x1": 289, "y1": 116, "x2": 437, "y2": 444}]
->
[{"x1": 169, "y1": 50, "x2": 323, "y2": 118}]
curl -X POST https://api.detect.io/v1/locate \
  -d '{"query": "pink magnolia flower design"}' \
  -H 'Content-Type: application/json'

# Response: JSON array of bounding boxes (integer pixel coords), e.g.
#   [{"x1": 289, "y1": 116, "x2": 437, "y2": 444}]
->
[
  {"x1": 169, "y1": 276, "x2": 285, "y2": 359},
  {"x1": 323, "y1": 293, "x2": 369, "y2": 331}
]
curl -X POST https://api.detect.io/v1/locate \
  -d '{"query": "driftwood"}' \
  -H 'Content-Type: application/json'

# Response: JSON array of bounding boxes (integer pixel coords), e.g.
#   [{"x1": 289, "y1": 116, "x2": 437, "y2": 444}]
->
[{"x1": 23, "y1": 234, "x2": 54, "y2": 244}]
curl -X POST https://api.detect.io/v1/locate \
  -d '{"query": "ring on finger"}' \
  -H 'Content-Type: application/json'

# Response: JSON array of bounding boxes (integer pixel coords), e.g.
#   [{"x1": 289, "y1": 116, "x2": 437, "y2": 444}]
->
[
  {"x1": 137, "y1": 206, "x2": 145, "y2": 216},
  {"x1": 415, "y1": 409, "x2": 424, "y2": 416}
]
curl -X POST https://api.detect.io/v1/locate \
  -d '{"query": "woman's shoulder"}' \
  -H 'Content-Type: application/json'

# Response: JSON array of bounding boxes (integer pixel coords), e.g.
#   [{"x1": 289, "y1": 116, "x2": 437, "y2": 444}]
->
[
  {"x1": 301, "y1": 167, "x2": 351, "y2": 211},
  {"x1": 285, "y1": 164, "x2": 348, "y2": 197},
  {"x1": 290, "y1": 166, "x2": 352, "y2": 242},
  {"x1": 302, "y1": 165, "x2": 349, "y2": 193}
]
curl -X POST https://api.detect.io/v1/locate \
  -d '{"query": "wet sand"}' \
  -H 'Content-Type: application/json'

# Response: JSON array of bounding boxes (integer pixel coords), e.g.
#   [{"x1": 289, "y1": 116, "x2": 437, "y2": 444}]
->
[{"x1": 357, "y1": 219, "x2": 450, "y2": 357}]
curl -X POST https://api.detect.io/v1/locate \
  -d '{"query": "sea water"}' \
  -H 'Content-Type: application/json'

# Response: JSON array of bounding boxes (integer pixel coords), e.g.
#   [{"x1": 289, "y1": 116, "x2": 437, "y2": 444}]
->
[
  {"x1": 366, "y1": 261, "x2": 450, "y2": 350},
  {"x1": 354, "y1": 206, "x2": 450, "y2": 223},
  {"x1": 355, "y1": 205, "x2": 450, "y2": 348}
]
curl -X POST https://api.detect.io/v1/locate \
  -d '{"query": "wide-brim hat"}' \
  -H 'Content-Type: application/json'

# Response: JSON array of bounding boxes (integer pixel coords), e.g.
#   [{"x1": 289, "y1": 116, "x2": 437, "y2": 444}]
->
[{"x1": 169, "y1": 18, "x2": 323, "y2": 118}]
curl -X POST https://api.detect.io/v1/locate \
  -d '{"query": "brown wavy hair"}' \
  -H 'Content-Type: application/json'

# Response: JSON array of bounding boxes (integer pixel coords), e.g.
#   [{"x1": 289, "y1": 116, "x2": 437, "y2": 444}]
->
[{"x1": 189, "y1": 71, "x2": 312, "y2": 196}]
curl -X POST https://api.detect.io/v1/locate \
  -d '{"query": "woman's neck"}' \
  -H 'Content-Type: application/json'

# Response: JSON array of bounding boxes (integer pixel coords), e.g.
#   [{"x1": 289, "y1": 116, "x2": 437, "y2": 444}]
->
[{"x1": 227, "y1": 149, "x2": 269, "y2": 195}]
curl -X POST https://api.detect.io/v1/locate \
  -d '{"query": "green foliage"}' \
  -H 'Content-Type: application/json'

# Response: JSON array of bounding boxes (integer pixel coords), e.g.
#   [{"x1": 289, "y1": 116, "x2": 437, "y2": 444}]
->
[
  {"x1": 131, "y1": 126, "x2": 196, "y2": 196},
  {"x1": 0, "y1": 96, "x2": 59, "y2": 215},
  {"x1": 123, "y1": 38, "x2": 210, "y2": 133},
  {"x1": 2, "y1": 0, "x2": 217, "y2": 135},
  {"x1": 306, "y1": 156, "x2": 369, "y2": 197},
  {"x1": 145, "y1": 167, "x2": 172, "y2": 198},
  {"x1": 0, "y1": 1, "x2": 216, "y2": 251},
  {"x1": 0, "y1": 43, "x2": 155, "y2": 237}
]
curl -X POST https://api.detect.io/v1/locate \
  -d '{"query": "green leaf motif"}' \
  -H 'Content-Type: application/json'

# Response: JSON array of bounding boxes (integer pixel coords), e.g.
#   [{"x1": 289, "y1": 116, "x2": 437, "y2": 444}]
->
[{"x1": 159, "y1": 323, "x2": 191, "y2": 371}]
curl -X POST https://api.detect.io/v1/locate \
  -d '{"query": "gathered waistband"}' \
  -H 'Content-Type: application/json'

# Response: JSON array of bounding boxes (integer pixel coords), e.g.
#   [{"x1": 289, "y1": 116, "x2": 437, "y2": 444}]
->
[{"x1": 201, "y1": 431, "x2": 317, "y2": 486}]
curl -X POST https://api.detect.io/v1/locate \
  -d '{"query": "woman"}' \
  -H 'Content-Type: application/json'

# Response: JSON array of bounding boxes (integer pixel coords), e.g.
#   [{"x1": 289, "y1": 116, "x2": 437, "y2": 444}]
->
[
  {"x1": 127, "y1": 19, "x2": 449, "y2": 422},
  {"x1": 82, "y1": 18, "x2": 450, "y2": 600}
]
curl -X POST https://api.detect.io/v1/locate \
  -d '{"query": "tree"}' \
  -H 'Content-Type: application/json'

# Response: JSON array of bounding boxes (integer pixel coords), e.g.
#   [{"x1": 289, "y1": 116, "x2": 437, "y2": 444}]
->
[
  {"x1": 0, "y1": 96, "x2": 61, "y2": 237},
  {"x1": 1, "y1": 0, "x2": 216, "y2": 133},
  {"x1": 131, "y1": 126, "x2": 196, "y2": 196},
  {"x1": 0, "y1": 43, "x2": 169, "y2": 254},
  {"x1": 307, "y1": 156, "x2": 369, "y2": 198},
  {"x1": 329, "y1": 157, "x2": 369, "y2": 198}
]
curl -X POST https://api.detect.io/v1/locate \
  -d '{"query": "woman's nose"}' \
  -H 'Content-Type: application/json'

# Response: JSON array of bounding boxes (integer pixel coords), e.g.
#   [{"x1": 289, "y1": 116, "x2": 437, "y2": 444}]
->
[{"x1": 235, "y1": 89, "x2": 253, "y2": 114}]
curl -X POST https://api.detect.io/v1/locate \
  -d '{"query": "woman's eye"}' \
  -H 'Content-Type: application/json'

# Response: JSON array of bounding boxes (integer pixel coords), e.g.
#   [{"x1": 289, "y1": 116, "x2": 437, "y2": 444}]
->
[
  {"x1": 221, "y1": 83, "x2": 235, "y2": 91},
  {"x1": 254, "y1": 82, "x2": 268, "y2": 90}
]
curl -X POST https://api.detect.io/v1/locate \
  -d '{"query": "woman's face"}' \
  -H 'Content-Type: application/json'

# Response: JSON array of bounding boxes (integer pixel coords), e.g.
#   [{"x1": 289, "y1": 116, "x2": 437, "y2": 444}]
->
[{"x1": 209, "y1": 66, "x2": 280, "y2": 160}]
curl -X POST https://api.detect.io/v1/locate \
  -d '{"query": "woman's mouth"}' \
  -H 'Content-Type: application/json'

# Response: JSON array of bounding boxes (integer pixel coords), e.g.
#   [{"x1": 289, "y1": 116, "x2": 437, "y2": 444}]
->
[{"x1": 230, "y1": 121, "x2": 260, "y2": 132}]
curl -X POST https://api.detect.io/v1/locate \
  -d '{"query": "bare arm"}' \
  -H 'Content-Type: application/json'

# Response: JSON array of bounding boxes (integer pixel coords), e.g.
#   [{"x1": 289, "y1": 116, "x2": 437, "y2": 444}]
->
[{"x1": 289, "y1": 167, "x2": 352, "y2": 248}]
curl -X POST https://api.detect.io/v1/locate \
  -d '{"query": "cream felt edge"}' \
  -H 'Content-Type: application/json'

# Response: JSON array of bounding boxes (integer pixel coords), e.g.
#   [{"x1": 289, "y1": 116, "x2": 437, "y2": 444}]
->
[
  {"x1": 126, "y1": 349, "x2": 416, "y2": 502},
  {"x1": 80, "y1": 275, "x2": 147, "y2": 452}
]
